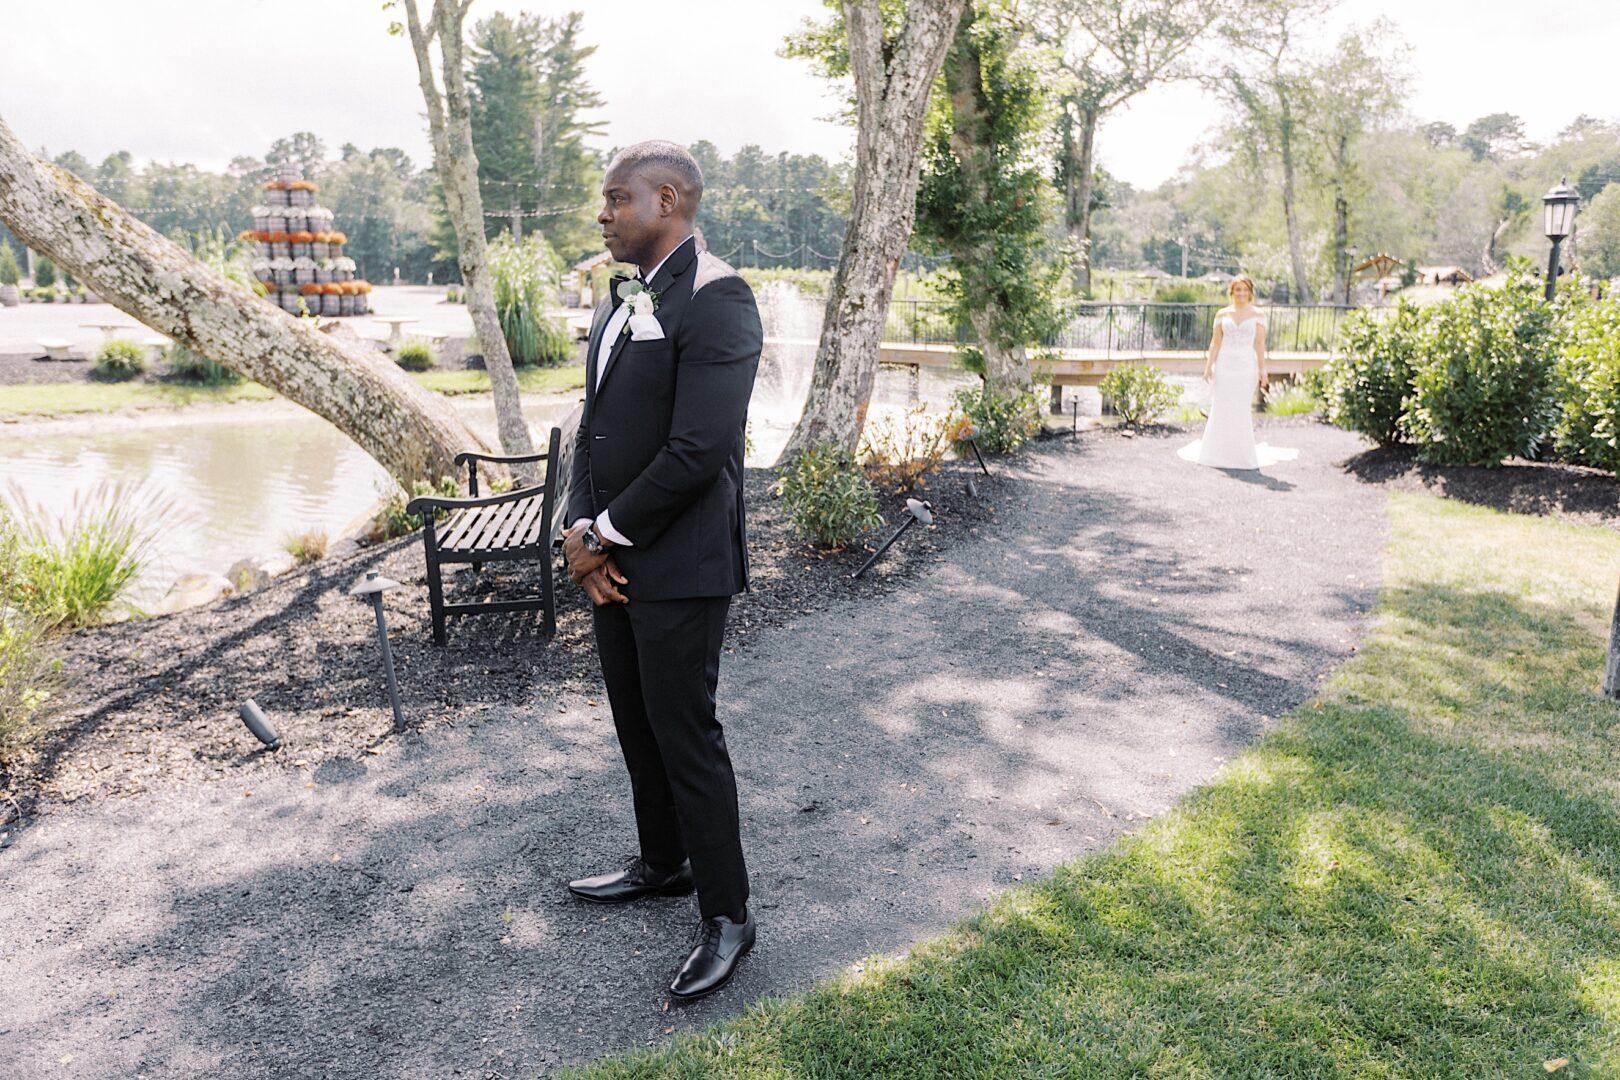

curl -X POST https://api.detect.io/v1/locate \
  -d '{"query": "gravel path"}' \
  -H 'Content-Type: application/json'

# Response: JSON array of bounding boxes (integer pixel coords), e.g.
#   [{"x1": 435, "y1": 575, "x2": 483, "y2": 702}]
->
[{"x1": 0, "y1": 422, "x2": 1385, "y2": 1079}]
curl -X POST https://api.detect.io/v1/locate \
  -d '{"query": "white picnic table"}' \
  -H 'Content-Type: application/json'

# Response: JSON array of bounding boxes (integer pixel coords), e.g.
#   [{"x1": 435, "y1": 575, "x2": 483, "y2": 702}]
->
[{"x1": 374, "y1": 316, "x2": 418, "y2": 350}]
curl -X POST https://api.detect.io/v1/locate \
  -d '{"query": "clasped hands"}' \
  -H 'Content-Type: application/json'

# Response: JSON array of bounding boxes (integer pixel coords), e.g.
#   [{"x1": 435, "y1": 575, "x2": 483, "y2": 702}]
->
[{"x1": 563, "y1": 523, "x2": 628, "y2": 605}]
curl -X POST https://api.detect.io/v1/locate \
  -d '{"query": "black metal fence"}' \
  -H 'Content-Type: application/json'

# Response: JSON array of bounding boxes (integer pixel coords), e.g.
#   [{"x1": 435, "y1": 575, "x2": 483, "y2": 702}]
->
[{"x1": 882, "y1": 300, "x2": 1356, "y2": 354}]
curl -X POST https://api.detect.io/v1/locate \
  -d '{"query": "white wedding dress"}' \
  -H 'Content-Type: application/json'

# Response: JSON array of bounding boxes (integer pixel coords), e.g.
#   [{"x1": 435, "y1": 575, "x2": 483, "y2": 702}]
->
[{"x1": 1190, "y1": 312, "x2": 1262, "y2": 470}]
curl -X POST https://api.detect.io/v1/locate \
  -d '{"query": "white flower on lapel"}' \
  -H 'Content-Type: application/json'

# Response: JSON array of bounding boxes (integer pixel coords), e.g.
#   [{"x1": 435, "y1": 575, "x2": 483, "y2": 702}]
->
[{"x1": 615, "y1": 278, "x2": 664, "y2": 340}]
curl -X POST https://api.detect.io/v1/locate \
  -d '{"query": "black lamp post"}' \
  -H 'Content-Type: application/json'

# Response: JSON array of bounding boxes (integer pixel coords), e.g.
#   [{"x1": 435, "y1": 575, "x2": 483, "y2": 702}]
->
[
  {"x1": 1542, "y1": 177, "x2": 1581, "y2": 301},
  {"x1": 1343, "y1": 243, "x2": 1359, "y2": 305}
]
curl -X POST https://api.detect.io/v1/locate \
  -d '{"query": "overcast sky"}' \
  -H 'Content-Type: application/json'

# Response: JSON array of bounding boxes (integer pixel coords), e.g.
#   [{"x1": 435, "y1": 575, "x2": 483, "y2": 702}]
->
[{"x1": 1, "y1": 0, "x2": 1615, "y2": 193}]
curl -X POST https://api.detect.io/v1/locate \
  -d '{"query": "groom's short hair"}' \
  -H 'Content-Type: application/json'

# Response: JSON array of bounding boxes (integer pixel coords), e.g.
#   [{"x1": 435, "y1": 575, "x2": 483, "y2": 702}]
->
[{"x1": 608, "y1": 140, "x2": 704, "y2": 215}]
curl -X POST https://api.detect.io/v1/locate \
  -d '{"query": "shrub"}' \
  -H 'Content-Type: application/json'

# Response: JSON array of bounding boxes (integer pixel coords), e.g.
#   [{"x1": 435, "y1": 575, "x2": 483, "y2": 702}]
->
[
  {"x1": 0, "y1": 607, "x2": 65, "y2": 751},
  {"x1": 1552, "y1": 295, "x2": 1620, "y2": 473},
  {"x1": 396, "y1": 341, "x2": 434, "y2": 372},
  {"x1": 1406, "y1": 266, "x2": 1556, "y2": 466},
  {"x1": 165, "y1": 343, "x2": 239, "y2": 385},
  {"x1": 0, "y1": 518, "x2": 64, "y2": 749},
  {"x1": 860, "y1": 405, "x2": 955, "y2": 495},
  {"x1": 89, "y1": 338, "x2": 147, "y2": 382},
  {"x1": 33, "y1": 257, "x2": 55, "y2": 288},
  {"x1": 3, "y1": 484, "x2": 155, "y2": 630},
  {"x1": 376, "y1": 476, "x2": 459, "y2": 539},
  {"x1": 774, "y1": 445, "x2": 884, "y2": 548},
  {"x1": 952, "y1": 380, "x2": 1046, "y2": 453},
  {"x1": 1263, "y1": 380, "x2": 1318, "y2": 416},
  {"x1": 283, "y1": 530, "x2": 329, "y2": 565},
  {"x1": 0, "y1": 245, "x2": 20, "y2": 286},
  {"x1": 30, "y1": 286, "x2": 58, "y2": 302},
  {"x1": 488, "y1": 232, "x2": 573, "y2": 367},
  {"x1": 1099, "y1": 365, "x2": 1181, "y2": 426},
  {"x1": 1319, "y1": 299, "x2": 1428, "y2": 445},
  {"x1": 1147, "y1": 285, "x2": 1206, "y2": 350}
]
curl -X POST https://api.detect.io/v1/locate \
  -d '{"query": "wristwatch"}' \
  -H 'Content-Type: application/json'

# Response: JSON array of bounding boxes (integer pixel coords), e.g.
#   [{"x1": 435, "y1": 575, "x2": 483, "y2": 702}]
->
[{"x1": 580, "y1": 524, "x2": 608, "y2": 556}]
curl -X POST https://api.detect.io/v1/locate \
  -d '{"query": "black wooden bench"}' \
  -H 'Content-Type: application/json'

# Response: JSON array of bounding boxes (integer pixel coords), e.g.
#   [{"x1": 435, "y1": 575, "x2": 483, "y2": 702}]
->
[{"x1": 406, "y1": 425, "x2": 566, "y2": 646}]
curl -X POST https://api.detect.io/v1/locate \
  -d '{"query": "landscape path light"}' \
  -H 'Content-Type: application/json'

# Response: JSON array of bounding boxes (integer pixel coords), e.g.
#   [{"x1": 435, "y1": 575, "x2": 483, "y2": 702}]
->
[
  {"x1": 1542, "y1": 177, "x2": 1581, "y2": 301},
  {"x1": 350, "y1": 570, "x2": 406, "y2": 733},
  {"x1": 954, "y1": 420, "x2": 990, "y2": 475},
  {"x1": 853, "y1": 499, "x2": 933, "y2": 580},
  {"x1": 239, "y1": 699, "x2": 279, "y2": 749}
]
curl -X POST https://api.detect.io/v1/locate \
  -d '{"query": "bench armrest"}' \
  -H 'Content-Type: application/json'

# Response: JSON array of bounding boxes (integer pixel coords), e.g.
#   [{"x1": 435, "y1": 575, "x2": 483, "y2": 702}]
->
[
  {"x1": 406, "y1": 482, "x2": 547, "y2": 516},
  {"x1": 454, "y1": 449, "x2": 552, "y2": 467}
]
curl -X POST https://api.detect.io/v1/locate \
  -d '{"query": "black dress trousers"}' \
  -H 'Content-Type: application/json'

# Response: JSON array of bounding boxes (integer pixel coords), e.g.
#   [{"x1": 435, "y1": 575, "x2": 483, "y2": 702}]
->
[{"x1": 591, "y1": 593, "x2": 748, "y2": 920}]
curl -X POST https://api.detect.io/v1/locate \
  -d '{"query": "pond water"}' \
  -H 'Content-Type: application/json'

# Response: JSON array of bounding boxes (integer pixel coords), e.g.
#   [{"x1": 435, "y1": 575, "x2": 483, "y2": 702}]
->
[{"x1": 1, "y1": 285, "x2": 983, "y2": 602}]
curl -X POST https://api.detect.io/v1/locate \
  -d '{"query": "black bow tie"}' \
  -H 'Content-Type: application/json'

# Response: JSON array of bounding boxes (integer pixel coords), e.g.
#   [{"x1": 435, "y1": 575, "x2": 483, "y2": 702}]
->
[{"x1": 608, "y1": 273, "x2": 647, "y2": 312}]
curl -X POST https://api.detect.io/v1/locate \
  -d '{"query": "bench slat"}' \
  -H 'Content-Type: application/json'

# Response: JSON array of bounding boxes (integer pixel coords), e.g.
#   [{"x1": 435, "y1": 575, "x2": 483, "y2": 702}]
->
[
  {"x1": 518, "y1": 498, "x2": 550, "y2": 548},
  {"x1": 493, "y1": 496, "x2": 541, "y2": 550},
  {"x1": 454, "y1": 502, "x2": 511, "y2": 553},
  {"x1": 478, "y1": 499, "x2": 523, "y2": 549},
  {"x1": 437, "y1": 508, "x2": 477, "y2": 549}
]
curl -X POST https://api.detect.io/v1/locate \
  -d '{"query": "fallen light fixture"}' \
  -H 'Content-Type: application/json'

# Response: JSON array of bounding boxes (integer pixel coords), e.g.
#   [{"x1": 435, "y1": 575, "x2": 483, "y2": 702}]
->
[
  {"x1": 853, "y1": 499, "x2": 933, "y2": 580},
  {"x1": 239, "y1": 699, "x2": 280, "y2": 749},
  {"x1": 955, "y1": 421, "x2": 990, "y2": 475},
  {"x1": 350, "y1": 570, "x2": 406, "y2": 733}
]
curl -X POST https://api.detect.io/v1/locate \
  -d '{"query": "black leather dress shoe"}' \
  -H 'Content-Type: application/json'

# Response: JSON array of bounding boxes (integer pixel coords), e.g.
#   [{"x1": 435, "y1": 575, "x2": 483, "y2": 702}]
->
[
  {"x1": 567, "y1": 858, "x2": 694, "y2": 904},
  {"x1": 668, "y1": 909, "x2": 755, "y2": 1000}
]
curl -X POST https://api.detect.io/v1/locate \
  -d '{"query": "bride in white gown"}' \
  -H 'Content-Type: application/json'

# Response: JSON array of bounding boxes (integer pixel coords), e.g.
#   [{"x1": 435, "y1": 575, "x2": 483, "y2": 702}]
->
[{"x1": 1191, "y1": 275, "x2": 1267, "y2": 470}]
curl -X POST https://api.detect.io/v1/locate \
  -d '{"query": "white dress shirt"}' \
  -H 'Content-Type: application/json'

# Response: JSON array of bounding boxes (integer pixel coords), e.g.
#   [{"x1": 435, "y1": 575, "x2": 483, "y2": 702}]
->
[{"x1": 576, "y1": 235, "x2": 695, "y2": 548}]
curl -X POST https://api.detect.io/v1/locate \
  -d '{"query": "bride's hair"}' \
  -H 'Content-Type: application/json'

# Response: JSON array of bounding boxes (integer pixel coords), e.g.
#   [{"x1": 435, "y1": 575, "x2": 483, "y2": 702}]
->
[{"x1": 1227, "y1": 275, "x2": 1256, "y2": 302}]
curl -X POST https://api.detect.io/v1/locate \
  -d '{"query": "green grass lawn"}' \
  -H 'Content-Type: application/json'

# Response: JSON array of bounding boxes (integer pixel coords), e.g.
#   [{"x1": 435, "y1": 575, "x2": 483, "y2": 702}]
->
[
  {"x1": 0, "y1": 366, "x2": 585, "y2": 417},
  {"x1": 567, "y1": 493, "x2": 1620, "y2": 1079}
]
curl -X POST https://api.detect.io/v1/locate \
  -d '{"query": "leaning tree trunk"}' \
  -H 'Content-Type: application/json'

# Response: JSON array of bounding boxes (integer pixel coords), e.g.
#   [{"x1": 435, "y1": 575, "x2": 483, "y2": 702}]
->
[
  {"x1": 943, "y1": 4, "x2": 1031, "y2": 397},
  {"x1": 402, "y1": 0, "x2": 536, "y2": 470},
  {"x1": 0, "y1": 111, "x2": 485, "y2": 489},
  {"x1": 782, "y1": 0, "x2": 969, "y2": 460}
]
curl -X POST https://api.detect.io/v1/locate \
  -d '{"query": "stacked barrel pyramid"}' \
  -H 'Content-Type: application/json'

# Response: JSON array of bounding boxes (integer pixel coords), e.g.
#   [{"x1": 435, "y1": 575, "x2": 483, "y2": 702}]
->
[{"x1": 244, "y1": 162, "x2": 371, "y2": 316}]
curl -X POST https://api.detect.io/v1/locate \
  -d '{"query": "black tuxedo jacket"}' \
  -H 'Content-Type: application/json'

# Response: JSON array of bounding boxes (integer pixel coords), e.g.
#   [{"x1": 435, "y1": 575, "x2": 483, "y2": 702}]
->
[{"x1": 567, "y1": 236, "x2": 762, "y2": 602}]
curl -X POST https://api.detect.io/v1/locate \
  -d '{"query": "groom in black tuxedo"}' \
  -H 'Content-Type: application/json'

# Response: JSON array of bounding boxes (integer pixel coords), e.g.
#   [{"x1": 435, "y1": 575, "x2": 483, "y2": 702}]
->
[{"x1": 560, "y1": 140, "x2": 762, "y2": 1000}]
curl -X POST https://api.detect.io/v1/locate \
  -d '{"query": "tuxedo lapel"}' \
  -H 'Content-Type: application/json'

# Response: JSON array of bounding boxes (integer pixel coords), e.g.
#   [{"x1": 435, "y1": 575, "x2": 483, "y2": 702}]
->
[
  {"x1": 584, "y1": 296, "x2": 615, "y2": 409},
  {"x1": 595, "y1": 237, "x2": 699, "y2": 399},
  {"x1": 595, "y1": 314, "x2": 635, "y2": 397}
]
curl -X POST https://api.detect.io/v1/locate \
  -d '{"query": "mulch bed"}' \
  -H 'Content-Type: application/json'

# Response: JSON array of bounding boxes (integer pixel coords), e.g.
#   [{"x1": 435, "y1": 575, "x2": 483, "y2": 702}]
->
[
  {"x1": 0, "y1": 460, "x2": 997, "y2": 820},
  {"x1": 1341, "y1": 441, "x2": 1619, "y2": 529}
]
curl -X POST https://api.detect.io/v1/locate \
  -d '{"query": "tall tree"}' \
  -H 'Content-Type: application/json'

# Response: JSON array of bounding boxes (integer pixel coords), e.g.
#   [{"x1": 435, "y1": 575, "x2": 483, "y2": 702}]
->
[
  {"x1": 1305, "y1": 23, "x2": 1407, "y2": 301},
  {"x1": 916, "y1": 1, "x2": 1066, "y2": 395},
  {"x1": 531, "y1": 12, "x2": 606, "y2": 257},
  {"x1": 392, "y1": 0, "x2": 535, "y2": 465},
  {"x1": 1215, "y1": 0, "x2": 1336, "y2": 301},
  {"x1": 1034, "y1": 0, "x2": 1215, "y2": 294},
  {"x1": 1461, "y1": 112, "x2": 1531, "y2": 162},
  {"x1": 466, "y1": 10, "x2": 604, "y2": 259},
  {"x1": 0, "y1": 111, "x2": 485, "y2": 487},
  {"x1": 782, "y1": 0, "x2": 970, "y2": 458}
]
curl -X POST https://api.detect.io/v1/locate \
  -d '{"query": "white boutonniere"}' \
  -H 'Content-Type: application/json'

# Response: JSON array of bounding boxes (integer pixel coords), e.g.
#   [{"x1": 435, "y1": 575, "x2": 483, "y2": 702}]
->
[{"x1": 616, "y1": 278, "x2": 665, "y2": 340}]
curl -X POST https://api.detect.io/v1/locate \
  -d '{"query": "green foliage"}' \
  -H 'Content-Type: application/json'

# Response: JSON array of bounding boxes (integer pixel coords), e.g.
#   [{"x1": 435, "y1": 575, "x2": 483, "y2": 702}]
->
[
  {"x1": 395, "y1": 341, "x2": 435, "y2": 372},
  {"x1": 487, "y1": 232, "x2": 574, "y2": 367},
  {"x1": 1551, "y1": 293, "x2": 1620, "y2": 473},
  {"x1": 1579, "y1": 184, "x2": 1620, "y2": 281},
  {"x1": 468, "y1": 11, "x2": 605, "y2": 258},
  {"x1": 952, "y1": 381, "x2": 1046, "y2": 454},
  {"x1": 2, "y1": 484, "x2": 154, "y2": 630},
  {"x1": 164, "y1": 344, "x2": 239, "y2": 385},
  {"x1": 33, "y1": 257, "x2": 55, "y2": 288},
  {"x1": 89, "y1": 338, "x2": 147, "y2": 382},
  {"x1": 1263, "y1": 380, "x2": 1318, "y2": 416},
  {"x1": 1099, "y1": 365, "x2": 1181, "y2": 426},
  {"x1": 859, "y1": 405, "x2": 955, "y2": 495},
  {"x1": 377, "y1": 476, "x2": 459, "y2": 540},
  {"x1": 1319, "y1": 300, "x2": 1428, "y2": 445},
  {"x1": 0, "y1": 519, "x2": 64, "y2": 749},
  {"x1": 1146, "y1": 286, "x2": 1208, "y2": 350},
  {"x1": 915, "y1": 4, "x2": 1071, "y2": 369},
  {"x1": 1406, "y1": 265, "x2": 1556, "y2": 466},
  {"x1": 774, "y1": 445, "x2": 884, "y2": 548},
  {"x1": 0, "y1": 244, "x2": 20, "y2": 286}
]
